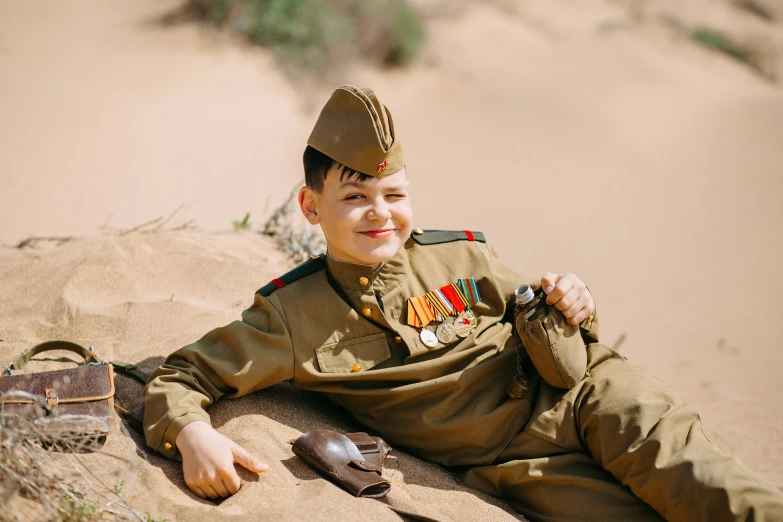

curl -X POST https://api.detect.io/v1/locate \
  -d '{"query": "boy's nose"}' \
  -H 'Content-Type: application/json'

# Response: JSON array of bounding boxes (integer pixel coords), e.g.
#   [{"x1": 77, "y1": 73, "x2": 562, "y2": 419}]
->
[{"x1": 368, "y1": 202, "x2": 392, "y2": 220}]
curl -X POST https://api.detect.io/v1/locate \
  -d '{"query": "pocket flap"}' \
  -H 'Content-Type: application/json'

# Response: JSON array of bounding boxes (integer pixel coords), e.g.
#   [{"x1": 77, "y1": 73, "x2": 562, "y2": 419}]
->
[{"x1": 316, "y1": 334, "x2": 390, "y2": 373}]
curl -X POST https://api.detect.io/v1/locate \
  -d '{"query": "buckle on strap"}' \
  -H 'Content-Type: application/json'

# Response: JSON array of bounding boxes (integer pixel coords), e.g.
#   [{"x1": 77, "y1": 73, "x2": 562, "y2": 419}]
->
[{"x1": 45, "y1": 388, "x2": 59, "y2": 410}]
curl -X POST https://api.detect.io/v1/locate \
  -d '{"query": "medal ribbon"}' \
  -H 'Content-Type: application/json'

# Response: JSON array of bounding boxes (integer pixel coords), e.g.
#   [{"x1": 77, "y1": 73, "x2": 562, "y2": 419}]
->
[
  {"x1": 435, "y1": 288, "x2": 457, "y2": 315},
  {"x1": 410, "y1": 295, "x2": 435, "y2": 326},
  {"x1": 407, "y1": 300, "x2": 422, "y2": 328},
  {"x1": 449, "y1": 283, "x2": 469, "y2": 308},
  {"x1": 440, "y1": 285, "x2": 465, "y2": 314},
  {"x1": 426, "y1": 290, "x2": 453, "y2": 318},
  {"x1": 458, "y1": 278, "x2": 481, "y2": 308}
]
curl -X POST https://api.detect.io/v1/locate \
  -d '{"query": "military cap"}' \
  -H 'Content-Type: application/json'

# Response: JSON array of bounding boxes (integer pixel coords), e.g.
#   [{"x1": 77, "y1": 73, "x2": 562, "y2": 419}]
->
[{"x1": 307, "y1": 85, "x2": 404, "y2": 177}]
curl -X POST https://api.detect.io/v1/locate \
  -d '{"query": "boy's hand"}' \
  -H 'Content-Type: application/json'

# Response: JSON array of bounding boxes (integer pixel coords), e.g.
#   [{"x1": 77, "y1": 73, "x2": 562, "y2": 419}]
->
[
  {"x1": 541, "y1": 273, "x2": 595, "y2": 325},
  {"x1": 175, "y1": 420, "x2": 269, "y2": 499}
]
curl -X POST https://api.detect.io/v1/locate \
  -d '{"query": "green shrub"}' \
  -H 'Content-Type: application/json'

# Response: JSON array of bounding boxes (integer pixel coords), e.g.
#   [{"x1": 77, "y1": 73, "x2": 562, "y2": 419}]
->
[
  {"x1": 180, "y1": 0, "x2": 425, "y2": 73},
  {"x1": 688, "y1": 27, "x2": 775, "y2": 81},
  {"x1": 690, "y1": 28, "x2": 748, "y2": 63}
]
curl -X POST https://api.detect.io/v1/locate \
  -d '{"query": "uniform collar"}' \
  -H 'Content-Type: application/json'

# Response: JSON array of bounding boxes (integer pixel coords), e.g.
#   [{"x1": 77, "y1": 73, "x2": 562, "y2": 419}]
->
[{"x1": 325, "y1": 243, "x2": 410, "y2": 295}]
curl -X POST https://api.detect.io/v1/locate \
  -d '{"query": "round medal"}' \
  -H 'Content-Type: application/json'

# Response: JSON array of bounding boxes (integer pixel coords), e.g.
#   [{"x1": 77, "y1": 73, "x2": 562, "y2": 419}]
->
[
  {"x1": 435, "y1": 323, "x2": 457, "y2": 344},
  {"x1": 419, "y1": 329, "x2": 439, "y2": 348},
  {"x1": 454, "y1": 310, "x2": 477, "y2": 338}
]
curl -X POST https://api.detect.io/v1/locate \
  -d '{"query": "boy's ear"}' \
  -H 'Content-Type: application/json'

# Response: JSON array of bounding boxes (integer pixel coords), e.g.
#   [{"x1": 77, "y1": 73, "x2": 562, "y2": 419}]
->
[{"x1": 298, "y1": 186, "x2": 320, "y2": 225}]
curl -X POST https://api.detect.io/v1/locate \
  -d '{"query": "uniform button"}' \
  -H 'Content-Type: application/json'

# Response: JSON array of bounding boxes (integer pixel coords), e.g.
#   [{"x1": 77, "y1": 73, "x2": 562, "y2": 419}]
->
[
  {"x1": 413, "y1": 228, "x2": 423, "y2": 235},
  {"x1": 351, "y1": 364, "x2": 362, "y2": 373},
  {"x1": 359, "y1": 276, "x2": 369, "y2": 286},
  {"x1": 394, "y1": 336, "x2": 402, "y2": 343},
  {"x1": 164, "y1": 442, "x2": 173, "y2": 451},
  {"x1": 363, "y1": 307, "x2": 372, "y2": 317}
]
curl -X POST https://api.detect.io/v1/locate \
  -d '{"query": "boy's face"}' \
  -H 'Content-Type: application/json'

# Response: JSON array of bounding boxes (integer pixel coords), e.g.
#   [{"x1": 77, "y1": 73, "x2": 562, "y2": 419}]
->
[{"x1": 299, "y1": 166, "x2": 413, "y2": 269}]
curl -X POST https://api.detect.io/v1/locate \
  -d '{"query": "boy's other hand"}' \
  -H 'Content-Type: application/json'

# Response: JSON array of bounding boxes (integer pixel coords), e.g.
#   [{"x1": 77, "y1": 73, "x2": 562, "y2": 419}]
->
[
  {"x1": 541, "y1": 273, "x2": 595, "y2": 325},
  {"x1": 175, "y1": 420, "x2": 269, "y2": 499}
]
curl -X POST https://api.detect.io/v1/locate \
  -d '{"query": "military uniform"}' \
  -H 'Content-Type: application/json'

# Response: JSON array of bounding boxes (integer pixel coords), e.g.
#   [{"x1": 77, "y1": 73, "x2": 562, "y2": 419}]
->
[
  {"x1": 144, "y1": 231, "x2": 783, "y2": 521},
  {"x1": 144, "y1": 86, "x2": 783, "y2": 521}
]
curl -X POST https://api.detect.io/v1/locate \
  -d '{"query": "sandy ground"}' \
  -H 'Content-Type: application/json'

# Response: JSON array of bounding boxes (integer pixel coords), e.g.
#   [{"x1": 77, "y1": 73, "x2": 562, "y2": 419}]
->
[{"x1": 1, "y1": 0, "x2": 782, "y2": 517}]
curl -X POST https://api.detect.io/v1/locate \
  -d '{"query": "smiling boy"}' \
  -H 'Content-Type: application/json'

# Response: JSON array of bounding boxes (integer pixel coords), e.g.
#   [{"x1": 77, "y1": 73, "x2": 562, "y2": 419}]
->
[{"x1": 144, "y1": 86, "x2": 783, "y2": 521}]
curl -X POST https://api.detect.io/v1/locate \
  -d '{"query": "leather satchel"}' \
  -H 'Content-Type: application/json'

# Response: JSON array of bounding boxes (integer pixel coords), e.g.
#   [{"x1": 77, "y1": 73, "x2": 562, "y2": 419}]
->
[
  {"x1": 0, "y1": 341, "x2": 116, "y2": 447},
  {"x1": 292, "y1": 429, "x2": 392, "y2": 498}
]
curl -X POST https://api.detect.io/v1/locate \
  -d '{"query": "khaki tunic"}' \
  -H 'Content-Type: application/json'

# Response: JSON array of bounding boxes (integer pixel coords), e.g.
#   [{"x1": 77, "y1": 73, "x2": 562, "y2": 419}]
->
[{"x1": 144, "y1": 232, "x2": 783, "y2": 521}]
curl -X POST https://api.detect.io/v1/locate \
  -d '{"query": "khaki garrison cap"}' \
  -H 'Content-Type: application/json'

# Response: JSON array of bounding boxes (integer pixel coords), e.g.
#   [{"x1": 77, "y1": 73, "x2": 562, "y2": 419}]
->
[{"x1": 307, "y1": 85, "x2": 404, "y2": 177}]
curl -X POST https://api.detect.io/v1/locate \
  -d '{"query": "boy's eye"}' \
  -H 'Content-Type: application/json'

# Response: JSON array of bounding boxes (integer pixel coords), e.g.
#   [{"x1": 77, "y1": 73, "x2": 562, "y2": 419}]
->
[{"x1": 344, "y1": 194, "x2": 365, "y2": 201}]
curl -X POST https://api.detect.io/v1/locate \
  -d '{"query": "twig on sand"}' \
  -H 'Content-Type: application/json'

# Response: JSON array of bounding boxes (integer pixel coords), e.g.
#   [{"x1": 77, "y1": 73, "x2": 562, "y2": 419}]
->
[
  {"x1": 117, "y1": 216, "x2": 164, "y2": 236},
  {"x1": 10, "y1": 206, "x2": 198, "y2": 250},
  {"x1": 14, "y1": 236, "x2": 75, "y2": 249},
  {"x1": 107, "y1": 205, "x2": 193, "y2": 236}
]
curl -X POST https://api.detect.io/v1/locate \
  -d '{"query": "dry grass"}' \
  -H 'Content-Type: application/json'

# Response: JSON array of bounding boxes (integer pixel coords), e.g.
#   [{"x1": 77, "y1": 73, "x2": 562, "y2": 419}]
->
[
  {"x1": 6, "y1": 206, "x2": 197, "y2": 250},
  {"x1": 0, "y1": 393, "x2": 159, "y2": 522},
  {"x1": 261, "y1": 185, "x2": 326, "y2": 264}
]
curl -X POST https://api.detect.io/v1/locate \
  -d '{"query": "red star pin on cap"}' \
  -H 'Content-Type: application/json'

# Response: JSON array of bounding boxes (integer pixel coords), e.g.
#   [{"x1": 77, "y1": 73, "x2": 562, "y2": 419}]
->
[{"x1": 377, "y1": 160, "x2": 388, "y2": 173}]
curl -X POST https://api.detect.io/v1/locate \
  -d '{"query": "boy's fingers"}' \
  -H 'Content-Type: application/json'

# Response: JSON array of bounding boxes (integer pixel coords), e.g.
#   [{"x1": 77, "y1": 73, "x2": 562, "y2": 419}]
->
[
  {"x1": 190, "y1": 485, "x2": 207, "y2": 499},
  {"x1": 546, "y1": 274, "x2": 574, "y2": 305},
  {"x1": 554, "y1": 288, "x2": 580, "y2": 312},
  {"x1": 569, "y1": 307, "x2": 591, "y2": 325},
  {"x1": 562, "y1": 295, "x2": 586, "y2": 320},
  {"x1": 541, "y1": 272, "x2": 560, "y2": 295},
  {"x1": 232, "y1": 444, "x2": 269, "y2": 473},
  {"x1": 202, "y1": 484, "x2": 220, "y2": 499},
  {"x1": 211, "y1": 477, "x2": 230, "y2": 498},
  {"x1": 221, "y1": 469, "x2": 242, "y2": 495}
]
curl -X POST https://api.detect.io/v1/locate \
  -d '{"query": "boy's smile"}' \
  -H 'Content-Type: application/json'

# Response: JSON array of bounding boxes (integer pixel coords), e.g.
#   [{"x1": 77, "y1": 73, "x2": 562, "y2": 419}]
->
[{"x1": 299, "y1": 165, "x2": 413, "y2": 269}]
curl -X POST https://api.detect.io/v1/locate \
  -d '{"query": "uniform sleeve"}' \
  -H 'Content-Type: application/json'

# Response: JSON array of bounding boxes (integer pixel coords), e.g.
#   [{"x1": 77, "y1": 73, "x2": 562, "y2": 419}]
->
[
  {"x1": 482, "y1": 241, "x2": 599, "y2": 342},
  {"x1": 143, "y1": 292, "x2": 294, "y2": 459}
]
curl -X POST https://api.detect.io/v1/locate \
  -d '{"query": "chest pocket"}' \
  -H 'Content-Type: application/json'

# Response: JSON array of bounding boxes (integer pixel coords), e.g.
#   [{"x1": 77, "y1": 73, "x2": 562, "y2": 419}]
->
[{"x1": 315, "y1": 333, "x2": 391, "y2": 373}]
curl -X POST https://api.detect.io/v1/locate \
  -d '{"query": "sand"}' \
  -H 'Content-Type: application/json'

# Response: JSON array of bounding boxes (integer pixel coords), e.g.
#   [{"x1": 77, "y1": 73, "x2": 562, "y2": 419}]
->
[{"x1": 1, "y1": 0, "x2": 782, "y2": 519}]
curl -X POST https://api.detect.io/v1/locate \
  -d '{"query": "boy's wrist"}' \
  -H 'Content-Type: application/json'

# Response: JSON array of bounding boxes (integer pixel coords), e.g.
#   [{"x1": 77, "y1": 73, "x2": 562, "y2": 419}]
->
[
  {"x1": 156, "y1": 411, "x2": 211, "y2": 461},
  {"x1": 175, "y1": 420, "x2": 212, "y2": 452}
]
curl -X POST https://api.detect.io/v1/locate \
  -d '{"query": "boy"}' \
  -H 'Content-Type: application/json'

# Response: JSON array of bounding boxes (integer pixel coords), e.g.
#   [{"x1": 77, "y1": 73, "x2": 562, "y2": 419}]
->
[{"x1": 144, "y1": 86, "x2": 783, "y2": 521}]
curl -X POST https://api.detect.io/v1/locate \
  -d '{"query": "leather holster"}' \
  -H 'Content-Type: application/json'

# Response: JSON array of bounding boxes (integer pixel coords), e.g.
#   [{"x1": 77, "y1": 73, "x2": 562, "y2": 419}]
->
[{"x1": 292, "y1": 429, "x2": 392, "y2": 498}]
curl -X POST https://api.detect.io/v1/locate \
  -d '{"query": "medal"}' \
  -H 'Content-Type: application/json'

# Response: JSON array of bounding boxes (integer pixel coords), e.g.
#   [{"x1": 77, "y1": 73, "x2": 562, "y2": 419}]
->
[
  {"x1": 407, "y1": 277, "x2": 481, "y2": 342},
  {"x1": 420, "y1": 329, "x2": 438, "y2": 348},
  {"x1": 435, "y1": 323, "x2": 457, "y2": 344},
  {"x1": 454, "y1": 309, "x2": 477, "y2": 338}
]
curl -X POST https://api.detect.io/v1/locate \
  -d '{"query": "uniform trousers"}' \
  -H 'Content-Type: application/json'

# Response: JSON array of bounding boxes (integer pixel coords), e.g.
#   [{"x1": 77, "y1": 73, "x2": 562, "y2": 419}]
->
[{"x1": 459, "y1": 345, "x2": 783, "y2": 522}]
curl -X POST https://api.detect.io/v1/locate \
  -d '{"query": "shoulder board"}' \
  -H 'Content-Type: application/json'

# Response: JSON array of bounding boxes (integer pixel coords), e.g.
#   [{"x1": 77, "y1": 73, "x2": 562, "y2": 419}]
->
[
  {"x1": 410, "y1": 229, "x2": 486, "y2": 245},
  {"x1": 256, "y1": 254, "x2": 326, "y2": 297}
]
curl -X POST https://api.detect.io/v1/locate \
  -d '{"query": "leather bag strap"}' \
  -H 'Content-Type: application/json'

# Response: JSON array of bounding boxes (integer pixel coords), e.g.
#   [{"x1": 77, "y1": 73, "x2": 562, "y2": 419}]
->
[
  {"x1": 109, "y1": 361, "x2": 150, "y2": 436},
  {"x1": 4, "y1": 341, "x2": 100, "y2": 375},
  {"x1": 110, "y1": 361, "x2": 150, "y2": 385}
]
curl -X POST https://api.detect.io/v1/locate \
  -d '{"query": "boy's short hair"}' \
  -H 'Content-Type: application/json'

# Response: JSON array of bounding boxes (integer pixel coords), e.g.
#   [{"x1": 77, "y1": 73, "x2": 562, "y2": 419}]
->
[{"x1": 303, "y1": 145, "x2": 374, "y2": 193}]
